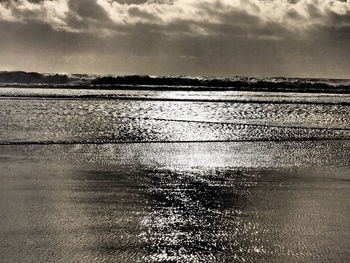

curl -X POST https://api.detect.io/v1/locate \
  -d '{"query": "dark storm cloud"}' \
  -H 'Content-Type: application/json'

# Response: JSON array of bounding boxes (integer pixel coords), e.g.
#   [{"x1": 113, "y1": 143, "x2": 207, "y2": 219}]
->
[{"x1": 0, "y1": 0, "x2": 350, "y2": 77}]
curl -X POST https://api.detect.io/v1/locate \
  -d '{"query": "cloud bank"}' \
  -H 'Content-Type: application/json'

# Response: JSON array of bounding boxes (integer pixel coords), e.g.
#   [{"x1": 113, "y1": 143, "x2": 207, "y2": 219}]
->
[{"x1": 0, "y1": 0, "x2": 350, "y2": 77}]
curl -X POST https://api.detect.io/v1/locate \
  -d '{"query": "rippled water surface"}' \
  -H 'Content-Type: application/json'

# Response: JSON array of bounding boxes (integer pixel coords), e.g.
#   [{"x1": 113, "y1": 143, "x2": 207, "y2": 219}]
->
[
  {"x1": 0, "y1": 89, "x2": 350, "y2": 262},
  {"x1": 1, "y1": 93, "x2": 350, "y2": 143}
]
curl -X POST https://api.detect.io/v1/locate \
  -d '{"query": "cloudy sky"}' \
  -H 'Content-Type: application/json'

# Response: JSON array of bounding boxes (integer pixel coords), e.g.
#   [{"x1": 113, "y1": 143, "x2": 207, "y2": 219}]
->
[{"x1": 0, "y1": 0, "x2": 350, "y2": 78}]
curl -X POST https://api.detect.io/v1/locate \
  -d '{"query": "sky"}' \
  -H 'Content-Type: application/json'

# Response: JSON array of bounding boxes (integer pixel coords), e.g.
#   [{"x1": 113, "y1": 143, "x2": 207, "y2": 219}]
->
[{"x1": 0, "y1": 0, "x2": 350, "y2": 78}]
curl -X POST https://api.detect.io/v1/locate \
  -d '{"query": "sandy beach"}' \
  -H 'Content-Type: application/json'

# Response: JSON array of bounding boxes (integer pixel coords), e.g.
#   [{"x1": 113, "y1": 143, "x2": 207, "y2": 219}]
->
[
  {"x1": 1, "y1": 89, "x2": 350, "y2": 262},
  {"x1": 1, "y1": 140, "x2": 350, "y2": 262}
]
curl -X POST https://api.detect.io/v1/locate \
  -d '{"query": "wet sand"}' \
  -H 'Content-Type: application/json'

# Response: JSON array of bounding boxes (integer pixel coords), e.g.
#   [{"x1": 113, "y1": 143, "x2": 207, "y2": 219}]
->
[
  {"x1": 1, "y1": 91, "x2": 350, "y2": 262},
  {"x1": 1, "y1": 141, "x2": 350, "y2": 262}
]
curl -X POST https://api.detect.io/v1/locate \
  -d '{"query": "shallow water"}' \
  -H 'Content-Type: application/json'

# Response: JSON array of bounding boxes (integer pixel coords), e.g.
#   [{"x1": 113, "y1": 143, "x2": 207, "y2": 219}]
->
[
  {"x1": 1, "y1": 142, "x2": 350, "y2": 262},
  {"x1": 0, "y1": 89, "x2": 350, "y2": 262},
  {"x1": 0, "y1": 95, "x2": 349, "y2": 144}
]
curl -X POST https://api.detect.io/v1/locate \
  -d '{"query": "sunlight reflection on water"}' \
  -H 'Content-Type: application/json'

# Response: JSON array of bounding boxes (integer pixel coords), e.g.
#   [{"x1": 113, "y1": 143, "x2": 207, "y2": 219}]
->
[
  {"x1": 1, "y1": 142, "x2": 350, "y2": 262},
  {"x1": 1, "y1": 98, "x2": 350, "y2": 143},
  {"x1": 0, "y1": 91, "x2": 350, "y2": 262}
]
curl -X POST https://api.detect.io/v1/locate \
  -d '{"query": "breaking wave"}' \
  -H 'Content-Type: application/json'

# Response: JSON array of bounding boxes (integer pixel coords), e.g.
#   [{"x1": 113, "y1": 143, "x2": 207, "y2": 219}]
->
[{"x1": 1, "y1": 71, "x2": 350, "y2": 93}]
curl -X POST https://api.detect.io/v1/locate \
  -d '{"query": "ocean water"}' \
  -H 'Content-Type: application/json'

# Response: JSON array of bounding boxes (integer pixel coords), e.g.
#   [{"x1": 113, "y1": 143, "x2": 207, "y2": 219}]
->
[
  {"x1": 1, "y1": 88, "x2": 350, "y2": 144},
  {"x1": 1, "y1": 85, "x2": 350, "y2": 262}
]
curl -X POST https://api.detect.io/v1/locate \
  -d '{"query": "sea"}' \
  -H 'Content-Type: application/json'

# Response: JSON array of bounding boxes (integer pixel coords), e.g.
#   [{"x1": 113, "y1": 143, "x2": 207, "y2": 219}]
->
[{"x1": 0, "y1": 72, "x2": 350, "y2": 262}]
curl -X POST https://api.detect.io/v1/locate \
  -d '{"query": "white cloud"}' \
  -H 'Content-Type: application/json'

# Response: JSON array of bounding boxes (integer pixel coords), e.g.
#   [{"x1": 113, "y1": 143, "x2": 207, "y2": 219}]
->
[
  {"x1": 0, "y1": 0, "x2": 349, "y2": 36},
  {"x1": 93, "y1": 0, "x2": 350, "y2": 33},
  {"x1": 0, "y1": 0, "x2": 350, "y2": 78},
  {"x1": 0, "y1": 0, "x2": 70, "y2": 30}
]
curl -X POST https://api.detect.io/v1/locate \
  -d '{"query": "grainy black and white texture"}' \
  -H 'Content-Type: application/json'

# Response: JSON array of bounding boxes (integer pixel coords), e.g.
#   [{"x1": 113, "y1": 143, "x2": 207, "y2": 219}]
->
[
  {"x1": 0, "y1": 0, "x2": 350, "y2": 77},
  {"x1": 1, "y1": 1, "x2": 350, "y2": 263},
  {"x1": 1, "y1": 83, "x2": 350, "y2": 262}
]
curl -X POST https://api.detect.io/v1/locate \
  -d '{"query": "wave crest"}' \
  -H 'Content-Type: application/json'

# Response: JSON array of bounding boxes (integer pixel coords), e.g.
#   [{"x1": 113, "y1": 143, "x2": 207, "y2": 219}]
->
[{"x1": 1, "y1": 71, "x2": 350, "y2": 93}]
